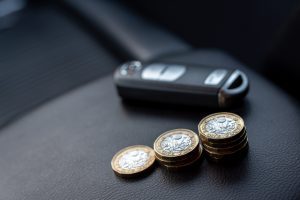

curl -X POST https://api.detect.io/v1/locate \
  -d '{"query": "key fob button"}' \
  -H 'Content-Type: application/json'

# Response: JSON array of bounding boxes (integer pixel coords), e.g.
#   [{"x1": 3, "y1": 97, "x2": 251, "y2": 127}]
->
[
  {"x1": 159, "y1": 65, "x2": 186, "y2": 82},
  {"x1": 204, "y1": 69, "x2": 228, "y2": 85},
  {"x1": 141, "y1": 63, "x2": 166, "y2": 80}
]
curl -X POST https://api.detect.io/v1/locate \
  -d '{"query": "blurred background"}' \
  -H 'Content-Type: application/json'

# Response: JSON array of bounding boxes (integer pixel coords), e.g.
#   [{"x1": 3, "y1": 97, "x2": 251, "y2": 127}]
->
[{"x1": 0, "y1": 0, "x2": 299, "y2": 127}]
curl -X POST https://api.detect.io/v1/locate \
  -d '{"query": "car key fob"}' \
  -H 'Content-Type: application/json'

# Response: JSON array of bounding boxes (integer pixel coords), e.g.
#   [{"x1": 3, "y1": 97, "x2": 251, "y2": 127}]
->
[{"x1": 113, "y1": 61, "x2": 249, "y2": 107}]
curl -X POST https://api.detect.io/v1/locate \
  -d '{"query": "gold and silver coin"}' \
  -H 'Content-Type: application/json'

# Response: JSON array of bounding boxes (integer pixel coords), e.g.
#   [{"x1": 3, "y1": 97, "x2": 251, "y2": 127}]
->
[
  {"x1": 154, "y1": 129, "x2": 200, "y2": 161},
  {"x1": 198, "y1": 112, "x2": 245, "y2": 142},
  {"x1": 111, "y1": 145, "x2": 156, "y2": 177},
  {"x1": 198, "y1": 112, "x2": 248, "y2": 162},
  {"x1": 154, "y1": 129, "x2": 202, "y2": 168}
]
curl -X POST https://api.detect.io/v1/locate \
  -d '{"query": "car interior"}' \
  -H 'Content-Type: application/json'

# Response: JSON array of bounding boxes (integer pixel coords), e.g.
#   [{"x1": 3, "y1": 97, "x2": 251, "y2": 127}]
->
[{"x1": 0, "y1": 0, "x2": 300, "y2": 199}]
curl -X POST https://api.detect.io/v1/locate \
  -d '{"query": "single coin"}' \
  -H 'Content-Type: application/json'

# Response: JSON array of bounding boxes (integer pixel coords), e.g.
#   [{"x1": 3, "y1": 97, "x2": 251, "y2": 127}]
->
[
  {"x1": 202, "y1": 133, "x2": 248, "y2": 154},
  {"x1": 201, "y1": 128, "x2": 247, "y2": 148},
  {"x1": 198, "y1": 112, "x2": 245, "y2": 142},
  {"x1": 154, "y1": 129, "x2": 199, "y2": 162},
  {"x1": 111, "y1": 145, "x2": 156, "y2": 178}
]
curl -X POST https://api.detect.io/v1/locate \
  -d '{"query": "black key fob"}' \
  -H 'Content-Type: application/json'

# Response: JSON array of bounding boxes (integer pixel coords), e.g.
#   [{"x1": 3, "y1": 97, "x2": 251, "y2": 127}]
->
[{"x1": 114, "y1": 61, "x2": 249, "y2": 107}]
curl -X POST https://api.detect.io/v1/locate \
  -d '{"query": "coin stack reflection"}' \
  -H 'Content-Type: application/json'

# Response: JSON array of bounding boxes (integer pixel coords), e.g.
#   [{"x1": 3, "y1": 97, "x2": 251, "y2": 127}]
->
[
  {"x1": 153, "y1": 129, "x2": 203, "y2": 169},
  {"x1": 198, "y1": 112, "x2": 248, "y2": 162}
]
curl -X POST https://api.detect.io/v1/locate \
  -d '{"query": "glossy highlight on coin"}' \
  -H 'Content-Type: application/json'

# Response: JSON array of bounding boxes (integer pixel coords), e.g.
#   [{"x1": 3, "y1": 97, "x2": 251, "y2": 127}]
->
[{"x1": 199, "y1": 112, "x2": 245, "y2": 141}]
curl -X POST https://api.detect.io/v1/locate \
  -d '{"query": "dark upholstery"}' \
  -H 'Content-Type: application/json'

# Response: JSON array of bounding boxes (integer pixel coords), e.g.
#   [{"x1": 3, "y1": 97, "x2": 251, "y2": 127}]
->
[
  {"x1": 0, "y1": 50, "x2": 299, "y2": 199},
  {"x1": 0, "y1": 5, "x2": 118, "y2": 128}
]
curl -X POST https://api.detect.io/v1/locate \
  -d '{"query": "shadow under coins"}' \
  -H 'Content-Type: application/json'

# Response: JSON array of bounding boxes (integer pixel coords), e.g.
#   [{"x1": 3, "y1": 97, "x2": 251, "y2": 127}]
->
[
  {"x1": 156, "y1": 154, "x2": 205, "y2": 184},
  {"x1": 204, "y1": 147, "x2": 251, "y2": 185},
  {"x1": 114, "y1": 148, "x2": 250, "y2": 186},
  {"x1": 115, "y1": 99, "x2": 252, "y2": 185}
]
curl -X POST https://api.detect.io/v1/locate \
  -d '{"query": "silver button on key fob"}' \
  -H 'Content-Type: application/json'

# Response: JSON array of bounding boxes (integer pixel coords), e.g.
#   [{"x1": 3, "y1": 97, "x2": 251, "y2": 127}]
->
[{"x1": 114, "y1": 61, "x2": 249, "y2": 107}]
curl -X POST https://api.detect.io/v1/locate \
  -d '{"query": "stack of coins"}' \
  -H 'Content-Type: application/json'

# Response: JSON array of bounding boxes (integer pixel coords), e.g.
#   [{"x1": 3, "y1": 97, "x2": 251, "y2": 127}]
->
[
  {"x1": 111, "y1": 112, "x2": 249, "y2": 177},
  {"x1": 198, "y1": 112, "x2": 248, "y2": 162},
  {"x1": 111, "y1": 145, "x2": 156, "y2": 178},
  {"x1": 153, "y1": 129, "x2": 203, "y2": 170}
]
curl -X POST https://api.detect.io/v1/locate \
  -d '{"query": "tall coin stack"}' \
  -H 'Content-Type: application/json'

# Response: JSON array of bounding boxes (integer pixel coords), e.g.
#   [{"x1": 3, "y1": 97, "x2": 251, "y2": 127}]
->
[
  {"x1": 154, "y1": 129, "x2": 203, "y2": 170},
  {"x1": 198, "y1": 112, "x2": 248, "y2": 162}
]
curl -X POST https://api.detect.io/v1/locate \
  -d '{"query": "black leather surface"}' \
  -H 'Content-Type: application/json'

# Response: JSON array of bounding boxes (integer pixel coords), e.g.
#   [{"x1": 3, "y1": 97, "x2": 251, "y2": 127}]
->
[
  {"x1": 0, "y1": 50, "x2": 299, "y2": 200},
  {"x1": 0, "y1": 5, "x2": 118, "y2": 128},
  {"x1": 63, "y1": 0, "x2": 189, "y2": 61}
]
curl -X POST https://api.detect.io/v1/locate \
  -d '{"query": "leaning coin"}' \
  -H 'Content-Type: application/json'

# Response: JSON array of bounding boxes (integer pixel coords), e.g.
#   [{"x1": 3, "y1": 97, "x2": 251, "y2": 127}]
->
[
  {"x1": 198, "y1": 112, "x2": 245, "y2": 143},
  {"x1": 154, "y1": 129, "x2": 200, "y2": 162},
  {"x1": 111, "y1": 145, "x2": 156, "y2": 178}
]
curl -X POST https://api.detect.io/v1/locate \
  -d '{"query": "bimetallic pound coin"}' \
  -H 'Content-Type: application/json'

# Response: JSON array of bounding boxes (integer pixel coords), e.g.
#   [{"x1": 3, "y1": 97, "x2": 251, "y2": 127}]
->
[
  {"x1": 154, "y1": 129, "x2": 199, "y2": 161},
  {"x1": 111, "y1": 145, "x2": 155, "y2": 177},
  {"x1": 198, "y1": 112, "x2": 245, "y2": 142}
]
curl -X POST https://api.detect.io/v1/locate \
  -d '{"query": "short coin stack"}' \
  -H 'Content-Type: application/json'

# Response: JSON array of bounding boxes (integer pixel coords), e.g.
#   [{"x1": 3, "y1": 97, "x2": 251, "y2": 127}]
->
[
  {"x1": 198, "y1": 112, "x2": 248, "y2": 162},
  {"x1": 153, "y1": 129, "x2": 203, "y2": 169}
]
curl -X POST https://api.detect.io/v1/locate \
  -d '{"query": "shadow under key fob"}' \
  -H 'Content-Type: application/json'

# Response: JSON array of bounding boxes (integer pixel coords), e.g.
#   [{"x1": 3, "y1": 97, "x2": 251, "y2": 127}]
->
[{"x1": 113, "y1": 61, "x2": 249, "y2": 108}]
